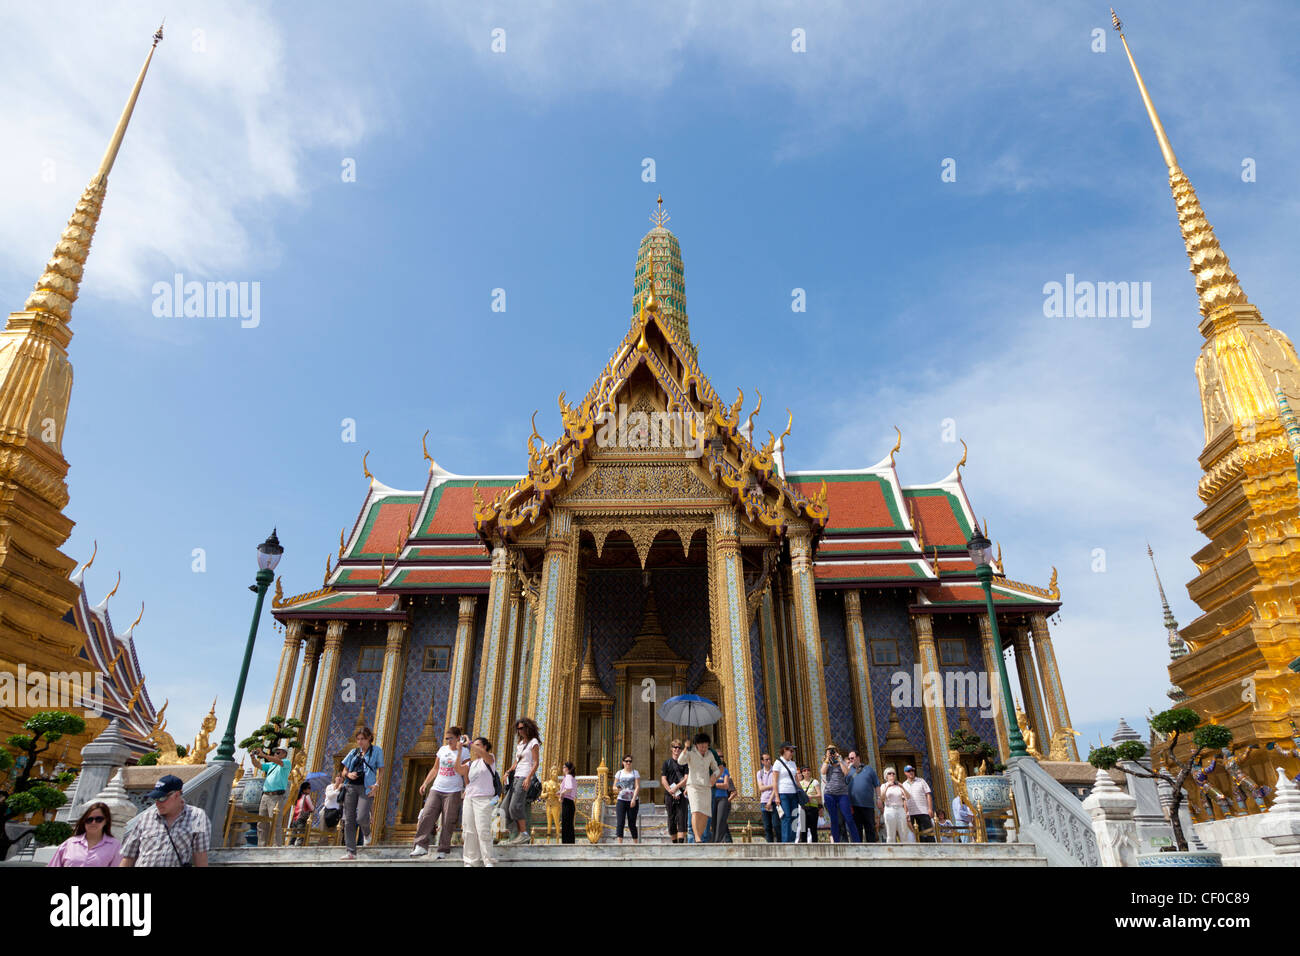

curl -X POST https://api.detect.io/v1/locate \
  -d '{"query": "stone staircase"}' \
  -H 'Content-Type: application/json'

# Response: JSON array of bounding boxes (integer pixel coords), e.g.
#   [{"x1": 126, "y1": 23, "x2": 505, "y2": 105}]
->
[{"x1": 211, "y1": 841, "x2": 1047, "y2": 866}]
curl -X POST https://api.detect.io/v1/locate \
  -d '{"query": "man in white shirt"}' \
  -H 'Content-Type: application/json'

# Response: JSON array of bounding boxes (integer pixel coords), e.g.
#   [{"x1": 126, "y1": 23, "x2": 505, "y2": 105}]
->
[
  {"x1": 950, "y1": 794, "x2": 975, "y2": 843},
  {"x1": 901, "y1": 765, "x2": 935, "y2": 842}
]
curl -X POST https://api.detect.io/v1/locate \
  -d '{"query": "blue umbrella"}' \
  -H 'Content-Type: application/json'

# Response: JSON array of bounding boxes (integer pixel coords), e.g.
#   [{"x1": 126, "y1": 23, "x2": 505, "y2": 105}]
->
[
  {"x1": 305, "y1": 771, "x2": 331, "y2": 793},
  {"x1": 658, "y1": 693, "x2": 722, "y2": 728}
]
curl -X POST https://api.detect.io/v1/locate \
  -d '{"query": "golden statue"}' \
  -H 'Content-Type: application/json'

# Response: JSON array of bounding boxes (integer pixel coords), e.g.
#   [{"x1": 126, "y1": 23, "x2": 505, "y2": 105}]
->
[
  {"x1": 948, "y1": 748, "x2": 971, "y2": 807},
  {"x1": 1015, "y1": 700, "x2": 1043, "y2": 760},
  {"x1": 587, "y1": 758, "x2": 609, "y2": 844},
  {"x1": 182, "y1": 698, "x2": 219, "y2": 765},
  {"x1": 147, "y1": 700, "x2": 185, "y2": 765},
  {"x1": 541, "y1": 768, "x2": 562, "y2": 842},
  {"x1": 1048, "y1": 727, "x2": 1081, "y2": 762}
]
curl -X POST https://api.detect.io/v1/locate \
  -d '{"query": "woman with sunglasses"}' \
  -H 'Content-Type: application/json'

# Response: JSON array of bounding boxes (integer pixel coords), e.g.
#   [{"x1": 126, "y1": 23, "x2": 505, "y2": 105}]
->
[
  {"x1": 48, "y1": 802, "x2": 121, "y2": 867},
  {"x1": 502, "y1": 717, "x2": 541, "y2": 845},
  {"x1": 879, "y1": 767, "x2": 909, "y2": 843},
  {"x1": 613, "y1": 755, "x2": 640, "y2": 844}
]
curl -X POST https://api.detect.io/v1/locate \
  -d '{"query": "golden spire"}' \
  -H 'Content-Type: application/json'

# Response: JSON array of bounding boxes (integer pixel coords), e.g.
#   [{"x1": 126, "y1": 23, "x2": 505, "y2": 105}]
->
[
  {"x1": 650, "y1": 194, "x2": 670, "y2": 228},
  {"x1": 21, "y1": 24, "x2": 165, "y2": 325},
  {"x1": 1111, "y1": 10, "x2": 1247, "y2": 320}
]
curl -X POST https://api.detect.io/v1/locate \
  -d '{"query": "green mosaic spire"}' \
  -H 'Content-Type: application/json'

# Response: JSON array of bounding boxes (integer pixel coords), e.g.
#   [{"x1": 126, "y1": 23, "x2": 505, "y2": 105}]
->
[{"x1": 633, "y1": 197, "x2": 691, "y2": 350}]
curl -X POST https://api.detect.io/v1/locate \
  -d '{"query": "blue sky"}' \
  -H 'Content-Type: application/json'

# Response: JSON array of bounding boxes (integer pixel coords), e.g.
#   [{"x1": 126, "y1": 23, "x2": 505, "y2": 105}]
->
[{"x1": 3, "y1": 1, "x2": 1298, "y2": 758}]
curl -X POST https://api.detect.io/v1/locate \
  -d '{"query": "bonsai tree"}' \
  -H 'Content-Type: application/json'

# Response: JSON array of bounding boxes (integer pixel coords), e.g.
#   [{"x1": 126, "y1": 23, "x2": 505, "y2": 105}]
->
[
  {"x1": 239, "y1": 715, "x2": 304, "y2": 760},
  {"x1": 138, "y1": 750, "x2": 160, "y2": 766},
  {"x1": 951, "y1": 727, "x2": 1005, "y2": 774},
  {"x1": 0, "y1": 711, "x2": 84, "y2": 859},
  {"x1": 1088, "y1": 707, "x2": 1232, "y2": 852}
]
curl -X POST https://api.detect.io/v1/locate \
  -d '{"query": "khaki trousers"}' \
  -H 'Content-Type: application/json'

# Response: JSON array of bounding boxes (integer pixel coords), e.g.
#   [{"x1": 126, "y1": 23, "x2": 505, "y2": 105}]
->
[
  {"x1": 414, "y1": 788, "x2": 462, "y2": 853},
  {"x1": 258, "y1": 791, "x2": 286, "y2": 847}
]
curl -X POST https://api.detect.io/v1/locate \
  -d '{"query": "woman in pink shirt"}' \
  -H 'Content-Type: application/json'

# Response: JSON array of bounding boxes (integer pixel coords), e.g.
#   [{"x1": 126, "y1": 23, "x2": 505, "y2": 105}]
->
[
  {"x1": 560, "y1": 761, "x2": 577, "y2": 845},
  {"x1": 48, "y1": 802, "x2": 122, "y2": 867}
]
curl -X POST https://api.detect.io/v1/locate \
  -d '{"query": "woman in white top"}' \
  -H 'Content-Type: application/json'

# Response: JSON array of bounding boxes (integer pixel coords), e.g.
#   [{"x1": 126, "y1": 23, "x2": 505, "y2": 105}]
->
[
  {"x1": 879, "y1": 767, "x2": 910, "y2": 843},
  {"x1": 502, "y1": 717, "x2": 541, "y2": 844},
  {"x1": 461, "y1": 736, "x2": 499, "y2": 867},
  {"x1": 322, "y1": 773, "x2": 344, "y2": 832},
  {"x1": 411, "y1": 726, "x2": 471, "y2": 858},
  {"x1": 613, "y1": 756, "x2": 641, "y2": 844}
]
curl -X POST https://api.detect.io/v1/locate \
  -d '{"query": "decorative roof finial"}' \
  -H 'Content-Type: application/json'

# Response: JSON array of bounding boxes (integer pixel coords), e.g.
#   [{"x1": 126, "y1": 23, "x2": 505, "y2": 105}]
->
[
  {"x1": 1112, "y1": 9, "x2": 1248, "y2": 319},
  {"x1": 651, "y1": 194, "x2": 670, "y2": 228},
  {"x1": 362, "y1": 450, "x2": 373, "y2": 483},
  {"x1": 21, "y1": 25, "x2": 165, "y2": 324},
  {"x1": 889, "y1": 426, "x2": 902, "y2": 466},
  {"x1": 102, "y1": 571, "x2": 120, "y2": 605},
  {"x1": 956, "y1": 438, "x2": 968, "y2": 479}
]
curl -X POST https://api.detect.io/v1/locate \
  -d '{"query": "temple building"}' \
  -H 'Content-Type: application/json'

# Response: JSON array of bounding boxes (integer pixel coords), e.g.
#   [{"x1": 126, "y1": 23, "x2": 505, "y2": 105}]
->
[
  {"x1": 271, "y1": 199, "x2": 1075, "y2": 840},
  {"x1": 1113, "y1": 13, "x2": 1300, "y2": 779},
  {"x1": 0, "y1": 29, "x2": 164, "y2": 763}
]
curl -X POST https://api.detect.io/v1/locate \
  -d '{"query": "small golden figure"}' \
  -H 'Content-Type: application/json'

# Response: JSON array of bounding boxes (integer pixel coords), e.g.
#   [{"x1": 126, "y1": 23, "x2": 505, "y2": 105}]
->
[{"x1": 541, "y1": 766, "x2": 562, "y2": 842}]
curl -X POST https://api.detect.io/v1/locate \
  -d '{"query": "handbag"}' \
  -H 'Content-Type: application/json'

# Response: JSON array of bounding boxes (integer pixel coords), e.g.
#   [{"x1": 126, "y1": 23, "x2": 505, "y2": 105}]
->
[
  {"x1": 526, "y1": 773, "x2": 542, "y2": 802},
  {"x1": 481, "y1": 758, "x2": 503, "y2": 798},
  {"x1": 779, "y1": 759, "x2": 809, "y2": 808}
]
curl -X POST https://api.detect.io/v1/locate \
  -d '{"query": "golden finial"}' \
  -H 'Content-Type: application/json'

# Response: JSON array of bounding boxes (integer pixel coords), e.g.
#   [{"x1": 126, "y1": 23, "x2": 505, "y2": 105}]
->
[
  {"x1": 644, "y1": 239, "x2": 660, "y2": 313},
  {"x1": 779, "y1": 409, "x2": 793, "y2": 446},
  {"x1": 325, "y1": 553, "x2": 333, "y2": 585},
  {"x1": 1112, "y1": 8, "x2": 1247, "y2": 318},
  {"x1": 362, "y1": 450, "x2": 373, "y2": 482},
  {"x1": 933, "y1": 545, "x2": 941, "y2": 579},
  {"x1": 995, "y1": 542, "x2": 1003, "y2": 572},
  {"x1": 956, "y1": 439, "x2": 968, "y2": 479},
  {"x1": 338, "y1": 527, "x2": 346, "y2": 560},
  {"x1": 422, "y1": 429, "x2": 435, "y2": 469},
  {"x1": 79, "y1": 540, "x2": 98, "y2": 575},
  {"x1": 101, "y1": 571, "x2": 120, "y2": 605},
  {"x1": 650, "y1": 194, "x2": 670, "y2": 228},
  {"x1": 744, "y1": 390, "x2": 763, "y2": 439},
  {"x1": 379, "y1": 553, "x2": 387, "y2": 580},
  {"x1": 272, "y1": 576, "x2": 285, "y2": 608},
  {"x1": 1048, "y1": 566, "x2": 1060, "y2": 600},
  {"x1": 889, "y1": 427, "x2": 902, "y2": 466},
  {"x1": 473, "y1": 481, "x2": 485, "y2": 509},
  {"x1": 126, "y1": 601, "x2": 144, "y2": 633}
]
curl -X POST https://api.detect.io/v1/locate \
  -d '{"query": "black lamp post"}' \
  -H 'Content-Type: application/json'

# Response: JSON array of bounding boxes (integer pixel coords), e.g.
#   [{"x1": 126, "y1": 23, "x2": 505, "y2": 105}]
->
[
  {"x1": 966, "y1": 524, "x2": 1027, "y2": 759},
  {"x1": 215, "y1": 529, "x2": 284, "y2": 763}
]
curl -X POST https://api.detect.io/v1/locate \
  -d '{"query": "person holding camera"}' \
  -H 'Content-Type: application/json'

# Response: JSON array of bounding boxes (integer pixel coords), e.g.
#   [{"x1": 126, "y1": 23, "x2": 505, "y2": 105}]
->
[
  {"x1": 338, "y1": 726, "x2": 383, "y2": 861},
  {"x1": 411, "y1": 726, "x2": 471, "y2": 859},
  {"x1": 461, "y1": 737, "x2": 500, "y2": 867},
  {"x1": 820, "y1": 743, "x2": 859, "y2": 843},
  {"x1": 251, "y1": 746, "x2": 290, "y2": 847}
]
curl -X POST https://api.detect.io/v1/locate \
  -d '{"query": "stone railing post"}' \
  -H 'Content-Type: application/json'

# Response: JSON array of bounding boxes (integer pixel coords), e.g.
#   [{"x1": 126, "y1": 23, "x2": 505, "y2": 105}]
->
[
  {"x1": 1082, "y1": 768, "x2": 1138, "y2": 866},
  {"x1": 1258, "y1": 768, "x2": 1300, "y2": 858}
]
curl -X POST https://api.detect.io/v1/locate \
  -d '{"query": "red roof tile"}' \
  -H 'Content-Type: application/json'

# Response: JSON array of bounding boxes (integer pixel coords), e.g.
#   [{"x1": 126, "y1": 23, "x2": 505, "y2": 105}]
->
[{"x1": 790, "y1": 475, "x2": 903, "y2": 532}]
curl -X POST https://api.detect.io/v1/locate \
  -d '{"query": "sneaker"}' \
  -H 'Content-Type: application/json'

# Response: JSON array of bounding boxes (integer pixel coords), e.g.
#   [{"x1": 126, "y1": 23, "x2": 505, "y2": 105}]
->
[
  {"x1": 436, "y1": 851, "x2": 448, "y2": 860},
  {"x1": 516, "y1": 832, "x2": 532, "y2": 845},
  {"x1": 409, "y1": 846, "x2": 428, "y2": 857},
  {"x1": 339, "y1": 852, "x2": 356, "y2": 861}
]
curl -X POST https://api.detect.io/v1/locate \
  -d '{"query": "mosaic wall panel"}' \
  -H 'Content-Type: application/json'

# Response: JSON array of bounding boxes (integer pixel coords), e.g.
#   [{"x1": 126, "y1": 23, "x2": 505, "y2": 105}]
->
[
  {"x1": 466, "y1": 604, "x2": 487, "y2": 724},
  {"x1": 816, "y1": 592, "x2": 857, "y2": 755},
  {"x1": 933, "y1": 615, "x2": 1001, "y2": 754},
  {"x1": 860, "y1": 591, "x2": 932, "y2": 782},
  {"x1": 322, "y1": 621, "x2": 384, "y2": 770},
  {"x1": 585, "y1": 567, "x2": 711, "y2": 694},
  {"x1": 747, "y1": 616, "x2": 767, "y2": 756},
  {"x1": 383, "y1": 599, "x2": 459, "y2": 827}
]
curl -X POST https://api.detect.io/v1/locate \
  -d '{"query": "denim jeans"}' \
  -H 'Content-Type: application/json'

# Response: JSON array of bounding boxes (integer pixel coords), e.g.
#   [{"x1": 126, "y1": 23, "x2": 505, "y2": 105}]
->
[
  {"x1": 761, "y1": 807, "x2": 778, "y2": 843},
  {"x1": 823, "y1": 793, "x2": 859, "y2": 843},
  {"x1": 852, "y1": 805, "x2": 877, "y2": 842},
  {"x1": 779, "y1": 792, "x2": 800, "y2": 842}
]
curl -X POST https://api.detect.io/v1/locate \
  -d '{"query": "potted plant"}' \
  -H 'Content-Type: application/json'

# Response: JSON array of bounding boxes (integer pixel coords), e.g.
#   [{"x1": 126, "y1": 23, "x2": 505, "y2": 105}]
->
[
  {"x1": 237, "y1": 715, "x2": 304, "y2": 811},
  {"x1": 0, "y1": 711, "x2": 83, "y2": 859},
  {"x1": 952, "y1": 729, "x2": 1011, "y2": 841},
  {"x1": 1088, "y1": 707, "x2": 1230, "y2": 866}
]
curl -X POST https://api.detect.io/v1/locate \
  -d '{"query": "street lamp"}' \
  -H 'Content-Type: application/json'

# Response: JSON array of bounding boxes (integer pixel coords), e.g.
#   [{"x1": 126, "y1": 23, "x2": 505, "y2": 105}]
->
[
  {"x1": 215, "y1": 529, "x2": 284, "y2": 763},
  {"x1": 967, "y1": 523, "x2": 1027, "y2": 759}
]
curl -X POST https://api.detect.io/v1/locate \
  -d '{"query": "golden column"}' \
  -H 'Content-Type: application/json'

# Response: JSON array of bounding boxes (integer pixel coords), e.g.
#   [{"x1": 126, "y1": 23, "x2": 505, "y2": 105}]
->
[
  {"x1": 713, "y1": 508, "x2": 763, "y2": 796},
  {"x1": 289, "y1": 631, "x2": 322, "y2": 723},
  {"x1": 443, "y1": 595, "x2": 478, "y2": 729},
  {"x1": 773, "y1": 574, "x2": 805, "y2": 755},
  {"x1": 370, "y1": 618, "x2": 409, "y2": 841},
  {"x1": 1012, "y1": 626, "x2": 1053, "y2": 746},
  {"x1": 788, "y1": 528, "x2": 831, "y2": 758},
  {"x1": 978, "y1": 614, "x2": 1011, "y2": 762},
  {"x1": 266, "y1": 620, "x2": 304, "y2": 721},
  {"x1": 495, "y1": 577, "x2": 525, "y2": 756},
  {"x1": 843, "y1": 590, "x2": 881, "y2": 772},
  {"x1": 517, "y1": 590, "x2": 537, "y2": 717},
  {"x1": 1030, "y1": 612, "x2": 1077, "y2": 759},
  {"x1": 913, "y1": 613, "x2": 953, "y2": 809},
  {"x1": 304, "y1": 620, "x2": 346, "y2": 773},
  {"x1": 474, "y1": 545, "x2": 513, "y2": 738},
  {"x1": 529, "y1": 511, "x2": 579, "y2": 760},
  {"x1": 757, "y1": 587, "x2": 785, "y2": 756}
]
